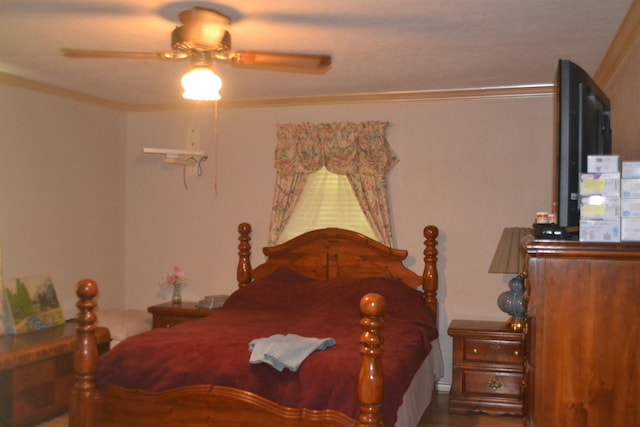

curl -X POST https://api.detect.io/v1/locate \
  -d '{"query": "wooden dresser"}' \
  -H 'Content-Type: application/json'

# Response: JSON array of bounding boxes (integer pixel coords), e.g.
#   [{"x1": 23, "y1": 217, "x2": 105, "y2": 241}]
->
[
  {"x1": 0, "y1": 321, "x2": 110, "y2": 427},
  {"x1": 524, "y1": 240, "x2": 640, "y2": 426}
]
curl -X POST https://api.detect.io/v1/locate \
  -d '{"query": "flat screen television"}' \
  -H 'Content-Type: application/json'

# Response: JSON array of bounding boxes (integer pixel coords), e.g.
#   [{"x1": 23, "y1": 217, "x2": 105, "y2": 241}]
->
[{"x1": 554, "y1": 59, "x2": 612, "y2": 236}]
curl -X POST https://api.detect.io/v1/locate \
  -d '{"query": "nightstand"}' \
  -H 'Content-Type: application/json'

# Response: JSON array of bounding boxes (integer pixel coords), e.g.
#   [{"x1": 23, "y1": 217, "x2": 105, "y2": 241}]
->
[
  {"x1": 447, "y1": 319, "x2": 524, "y2": 416},
  {"x1": 147, "y1": 302, "x2": 217, "y2": 329}
]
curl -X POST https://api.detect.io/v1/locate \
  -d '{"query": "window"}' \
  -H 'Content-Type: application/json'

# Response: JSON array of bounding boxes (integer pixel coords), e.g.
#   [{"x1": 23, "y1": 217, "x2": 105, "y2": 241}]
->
[
  {"x1": 277, "y1": 167, "x2": 376, "y2": 243},
  {"x1": 268, "y1": 121, "x2": 396, "y2": 246}
]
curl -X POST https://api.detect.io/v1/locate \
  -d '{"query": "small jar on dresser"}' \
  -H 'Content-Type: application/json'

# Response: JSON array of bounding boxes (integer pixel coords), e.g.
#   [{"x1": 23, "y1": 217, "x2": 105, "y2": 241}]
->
[{"x1": 447, "y1": 319, "x2": 524, "y2": 416}]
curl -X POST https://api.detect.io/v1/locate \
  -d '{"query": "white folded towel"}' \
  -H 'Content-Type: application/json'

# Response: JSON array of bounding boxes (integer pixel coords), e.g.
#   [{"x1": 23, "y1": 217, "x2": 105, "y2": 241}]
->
[{"x1": 249, "y1": 334, "x2": 336, "y2": 372}]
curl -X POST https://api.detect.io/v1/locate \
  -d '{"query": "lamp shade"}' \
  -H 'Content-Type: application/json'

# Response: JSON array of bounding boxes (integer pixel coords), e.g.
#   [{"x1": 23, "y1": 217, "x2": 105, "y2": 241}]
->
[
  {"x1": 488, "y1": 227, "x2": 533, "y2": 274},
  {"x1": 181, "y1": 66, "x2": 222, "y2": 101}
]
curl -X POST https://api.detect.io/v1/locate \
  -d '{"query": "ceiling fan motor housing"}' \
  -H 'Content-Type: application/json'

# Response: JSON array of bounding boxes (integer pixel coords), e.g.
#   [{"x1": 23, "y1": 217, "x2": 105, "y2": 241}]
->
[
  {"x1": 171, "y1": 26, "x2": 231, "y2": 53},
  {"x1": 172, "y1": 8, "x2": 231, "y2": 52}
]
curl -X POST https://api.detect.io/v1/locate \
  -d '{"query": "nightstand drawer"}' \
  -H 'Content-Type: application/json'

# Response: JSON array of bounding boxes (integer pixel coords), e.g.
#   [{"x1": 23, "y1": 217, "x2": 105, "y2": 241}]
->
[
  {"x1": 463, "y1": 338, "x2": 523, "y2": 366},
  {"x1": 148, "y1": 302, "x2": 217, "y2": 329},
  {"x1": 152, "y1": 315, "x2": 188, "y2": 328},
  {"x1": 460, "y1": 370, "x2": 524, "y2": 398}
]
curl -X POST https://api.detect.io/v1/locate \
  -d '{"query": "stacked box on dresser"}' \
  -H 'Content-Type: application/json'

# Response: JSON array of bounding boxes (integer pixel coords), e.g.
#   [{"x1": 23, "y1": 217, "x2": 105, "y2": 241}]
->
[
  {"x1": 579, "y1": 155, "x2": 621, "y2": 242},
  {"x1": 621, "y1": 161, "x2": 640, "y2": 241}
]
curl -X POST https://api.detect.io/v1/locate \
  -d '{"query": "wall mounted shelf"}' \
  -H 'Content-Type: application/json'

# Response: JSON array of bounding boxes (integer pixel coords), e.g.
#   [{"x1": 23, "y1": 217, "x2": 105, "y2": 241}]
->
[{"x1": 143, "y1": 147, "x2": 207, "y2": 165}]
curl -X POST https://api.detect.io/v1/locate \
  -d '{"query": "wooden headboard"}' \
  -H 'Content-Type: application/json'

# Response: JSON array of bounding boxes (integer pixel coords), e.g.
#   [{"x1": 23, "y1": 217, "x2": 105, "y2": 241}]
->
[{"x1": 235, "y1": 223, "x2": 440, "y2": 320}]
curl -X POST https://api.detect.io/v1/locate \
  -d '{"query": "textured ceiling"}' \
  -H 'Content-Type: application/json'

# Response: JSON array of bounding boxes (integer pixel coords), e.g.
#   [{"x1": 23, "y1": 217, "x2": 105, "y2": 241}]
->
[{"x1": 0, "y1": 0, "x2": 633, "y2": 108}]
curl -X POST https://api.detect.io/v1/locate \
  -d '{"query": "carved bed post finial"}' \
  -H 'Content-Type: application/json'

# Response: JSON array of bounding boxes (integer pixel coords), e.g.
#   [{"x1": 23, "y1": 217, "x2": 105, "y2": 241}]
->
[
  {"x1": 357, "y1": 293, "x2": 385, "y2": 427},
  {"x1": 69, "y1": 279, "x2": 99, "y2": 427},
  {"x1": 422, "y1": 225, "x2": 439, "y2": 323},
  {"x1": 237, "y1": 222, "x2": 252, "y2": 288}
]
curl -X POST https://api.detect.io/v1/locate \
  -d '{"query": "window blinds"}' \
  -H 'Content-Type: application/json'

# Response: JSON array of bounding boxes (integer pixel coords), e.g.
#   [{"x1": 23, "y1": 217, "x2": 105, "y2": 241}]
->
[{"x1": 278, "y1": 167, "x2": 376, "y2": 243}]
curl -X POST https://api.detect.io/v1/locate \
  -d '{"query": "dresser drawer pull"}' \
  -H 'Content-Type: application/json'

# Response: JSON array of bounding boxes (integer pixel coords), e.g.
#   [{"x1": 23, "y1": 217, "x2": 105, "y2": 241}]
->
[
  {"x1": 514, "y1": 350, "x2": 519, "y2": 357},
  {"x1": 486, "y1": 379, "x2": 503, "y2": 391},
  {"x1": 472, "y1": 348, "x2": 478, "y2": 354}
]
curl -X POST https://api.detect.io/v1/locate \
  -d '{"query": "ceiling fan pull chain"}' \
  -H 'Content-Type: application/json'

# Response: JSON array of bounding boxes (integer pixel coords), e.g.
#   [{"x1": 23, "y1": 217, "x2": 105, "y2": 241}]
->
[{"x1": 213, "y1": 101, "x2": 219, "y2": 198}]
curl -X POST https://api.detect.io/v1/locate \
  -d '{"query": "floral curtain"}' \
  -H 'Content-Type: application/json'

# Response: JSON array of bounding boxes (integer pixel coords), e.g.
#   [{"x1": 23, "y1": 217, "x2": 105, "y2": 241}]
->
[{"x1": 268, "y1": 121, "x2": 398, "y2": 245}]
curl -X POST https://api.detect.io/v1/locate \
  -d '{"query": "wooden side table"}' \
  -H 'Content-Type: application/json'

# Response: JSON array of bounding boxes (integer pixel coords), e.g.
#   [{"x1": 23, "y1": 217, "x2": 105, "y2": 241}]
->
[
  {"x1": 0, "y1": 321, "x2": 110, "y2": 427},
  {"x1": 147, "y1": 302, "x2": 217, "y2": 329},
  {"x1": 447, "y1": 319, "x2": 524, "y2": 416}
]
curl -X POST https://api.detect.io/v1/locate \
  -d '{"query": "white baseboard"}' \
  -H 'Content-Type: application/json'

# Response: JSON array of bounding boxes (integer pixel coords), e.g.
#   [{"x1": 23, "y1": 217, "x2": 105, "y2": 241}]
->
[{"x1": 435, "y1": 381, "x2": 451, "y2": 393}]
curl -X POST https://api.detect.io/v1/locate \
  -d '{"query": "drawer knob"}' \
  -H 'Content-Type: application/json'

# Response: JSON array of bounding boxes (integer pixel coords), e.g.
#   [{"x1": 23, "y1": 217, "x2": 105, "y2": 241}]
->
[
  {"x1": 473, "y1": 348, "x2": 478, "y2": 354},
  {"x1": 486, "y1": 379, "x2": 503, "y2": 391},
  {"x1": 514, "y1": 350, "x2": 519, "y2": 357}
]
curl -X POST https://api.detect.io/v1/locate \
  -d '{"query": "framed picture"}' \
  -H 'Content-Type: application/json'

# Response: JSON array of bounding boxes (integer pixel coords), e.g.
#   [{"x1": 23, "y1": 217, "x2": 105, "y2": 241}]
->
[
  {"x1": 0, "y1": 288, "x2": 14, "y2": 335},
  {"x1": 3, "y1": 275, "x2": 65, "y2": 334}
]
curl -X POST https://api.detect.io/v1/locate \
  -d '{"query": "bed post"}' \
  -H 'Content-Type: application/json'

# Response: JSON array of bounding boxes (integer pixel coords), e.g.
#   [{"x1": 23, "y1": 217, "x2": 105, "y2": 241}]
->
[
  {"x1": 69, "y1": 279, "x2": 99, "y2": 427},
  {"x1": 422, "y1": 225, "x2": 439, "y2": 323},
  {"x1": 357, "y1": 293, "x2": 385, "y2": 427},
  {"x1": 237, "y1": 222, "x2": 252, "y2": 288}
]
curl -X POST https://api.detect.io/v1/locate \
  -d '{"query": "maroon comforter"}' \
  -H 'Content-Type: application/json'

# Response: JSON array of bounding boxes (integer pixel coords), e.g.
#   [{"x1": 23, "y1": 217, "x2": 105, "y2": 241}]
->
[{"x1": 97, "y1": 269, "x2": 438, "y2": 426}]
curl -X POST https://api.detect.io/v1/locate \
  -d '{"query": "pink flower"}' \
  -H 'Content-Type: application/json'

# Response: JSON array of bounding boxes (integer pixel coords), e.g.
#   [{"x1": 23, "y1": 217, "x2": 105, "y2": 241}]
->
[{"x1": 159, "y1": 266, "x2": 188, "y2": 288}]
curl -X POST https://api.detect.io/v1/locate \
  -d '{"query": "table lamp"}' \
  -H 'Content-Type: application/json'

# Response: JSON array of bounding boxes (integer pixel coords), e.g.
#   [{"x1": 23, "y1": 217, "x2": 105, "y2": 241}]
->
[{"x1": 488, "y1": 227, "x2": 533, "y2": 331}]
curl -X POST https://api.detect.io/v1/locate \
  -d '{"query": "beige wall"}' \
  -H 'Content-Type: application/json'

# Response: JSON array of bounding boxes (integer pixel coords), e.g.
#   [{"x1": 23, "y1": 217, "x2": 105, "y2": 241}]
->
[{"x1": 0, "y1": 84, "x2": 126, "y2": 315}]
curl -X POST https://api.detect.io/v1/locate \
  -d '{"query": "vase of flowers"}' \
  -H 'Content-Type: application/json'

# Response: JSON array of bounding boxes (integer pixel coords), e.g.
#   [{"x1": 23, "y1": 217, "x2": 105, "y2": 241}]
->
[
  {"x1": 159, "y1": 266, "x2": 188, "y2": 305},
  {"x1": 171, "y1": 283, "x2": 182, "y2": 305}
]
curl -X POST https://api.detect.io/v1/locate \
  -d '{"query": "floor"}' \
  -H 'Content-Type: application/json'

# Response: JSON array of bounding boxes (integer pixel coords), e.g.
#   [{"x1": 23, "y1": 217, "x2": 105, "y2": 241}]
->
[
  {"x1": 36, "y1": 392, "x2": 523, "y2": 427},
  {"x1": 418, "y1": 393, "x2": 523, "y2": 426}
]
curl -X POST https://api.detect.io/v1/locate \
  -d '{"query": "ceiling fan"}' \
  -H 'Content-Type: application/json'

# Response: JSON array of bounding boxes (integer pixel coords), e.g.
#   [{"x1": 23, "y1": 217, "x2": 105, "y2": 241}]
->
[{"x1": 61, "y1": 6, "x2": 332, "y2": 96}]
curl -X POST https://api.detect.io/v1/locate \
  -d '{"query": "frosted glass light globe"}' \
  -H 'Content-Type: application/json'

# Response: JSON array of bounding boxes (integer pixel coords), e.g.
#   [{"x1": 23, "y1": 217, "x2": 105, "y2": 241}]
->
[{"x1": 181, "y1": 67, "x2": 222, "y2": 101}]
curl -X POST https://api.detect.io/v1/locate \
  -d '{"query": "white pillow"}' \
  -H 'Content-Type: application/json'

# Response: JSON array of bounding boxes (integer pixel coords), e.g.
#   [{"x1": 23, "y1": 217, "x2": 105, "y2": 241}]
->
[{"x1": 97, "y1": 309, "x2": 152, "y2": 346}]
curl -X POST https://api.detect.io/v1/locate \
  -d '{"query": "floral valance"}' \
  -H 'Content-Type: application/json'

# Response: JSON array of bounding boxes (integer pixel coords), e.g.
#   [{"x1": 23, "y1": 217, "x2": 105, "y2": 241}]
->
[{"x1": 275, "y1": 121, "x2": 398, "y2": 176}]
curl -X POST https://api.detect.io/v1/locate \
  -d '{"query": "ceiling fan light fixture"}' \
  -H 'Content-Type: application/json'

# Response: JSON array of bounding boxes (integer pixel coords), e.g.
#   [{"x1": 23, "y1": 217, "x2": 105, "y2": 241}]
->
[{"x1": 181, "y1": 66, "x2": 222, "y2": 101}]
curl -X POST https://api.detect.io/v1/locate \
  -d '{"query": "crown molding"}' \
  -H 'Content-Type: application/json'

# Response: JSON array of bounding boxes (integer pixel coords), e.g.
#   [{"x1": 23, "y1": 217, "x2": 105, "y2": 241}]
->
[
  {"x1": 218, "y1": 85, "x2": 554, "y2": 109},
  {"x1": 1, "y1": 71, "x2": 554, "y2": 112},
  {"x1": 594, "y1": 0, "x2": 640, "y2": 87},
  {"x1": 0, "y1": 72, "x2": 130, "y2": 111}
]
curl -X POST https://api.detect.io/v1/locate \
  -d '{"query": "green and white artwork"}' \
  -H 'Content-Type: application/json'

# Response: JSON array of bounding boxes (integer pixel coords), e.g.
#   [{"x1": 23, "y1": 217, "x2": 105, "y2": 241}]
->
[
  {"x1": 3, "y1": 275, "x2": 65, "y2": 334},
  {"x1": 0, "y1": 247, "x2": 13, "y2": 335},
  {"x1": 0, "y1": 289, "x2": 13, "y2": 335}
]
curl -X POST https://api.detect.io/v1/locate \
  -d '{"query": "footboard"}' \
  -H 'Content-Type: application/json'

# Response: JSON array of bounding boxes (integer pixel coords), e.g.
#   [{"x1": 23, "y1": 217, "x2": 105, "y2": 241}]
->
[{"x1": 70, "y1": 280, "x2": 386, "y2": 427}]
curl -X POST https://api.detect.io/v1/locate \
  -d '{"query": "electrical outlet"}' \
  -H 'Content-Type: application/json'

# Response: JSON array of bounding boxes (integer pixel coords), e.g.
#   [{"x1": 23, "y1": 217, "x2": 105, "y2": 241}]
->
[{"x1": 188, "y1": 127, "x2": 200, "y2": 150}]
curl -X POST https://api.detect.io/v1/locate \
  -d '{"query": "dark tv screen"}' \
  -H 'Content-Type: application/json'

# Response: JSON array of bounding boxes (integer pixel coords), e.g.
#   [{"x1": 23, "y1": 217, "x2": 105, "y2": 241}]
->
[{"x1": 555, "y1": 59, "x2": 612, "y2": 233}]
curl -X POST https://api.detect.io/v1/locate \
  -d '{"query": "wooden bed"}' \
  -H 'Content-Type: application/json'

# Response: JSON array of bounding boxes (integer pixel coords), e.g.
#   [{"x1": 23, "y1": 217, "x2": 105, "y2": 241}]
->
[{"x1": 70, "y1": 223, "x2": 440, "y2": 427}]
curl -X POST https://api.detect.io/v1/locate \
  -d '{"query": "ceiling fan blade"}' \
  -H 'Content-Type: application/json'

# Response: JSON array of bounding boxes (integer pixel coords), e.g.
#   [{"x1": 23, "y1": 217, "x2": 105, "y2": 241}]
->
[
  {"x1": 61, "y1": 48, "x2": 189, "y2": 60},
  {"x1": 229, "y1": 52, "x2": 331, "y2": 74}
]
